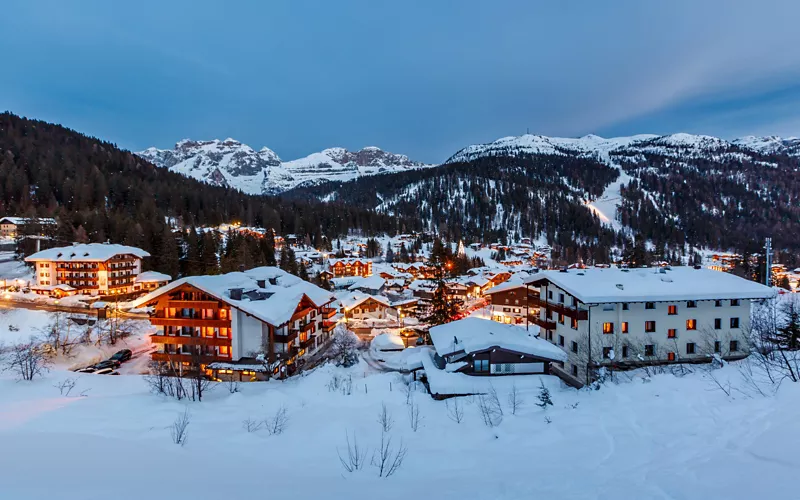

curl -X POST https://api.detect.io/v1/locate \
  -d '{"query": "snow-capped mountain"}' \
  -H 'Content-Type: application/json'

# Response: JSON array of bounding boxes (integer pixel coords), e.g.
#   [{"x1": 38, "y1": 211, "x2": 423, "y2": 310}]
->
[{"x1": 137, "y1": 140, "x2": 433, "y2": 195}]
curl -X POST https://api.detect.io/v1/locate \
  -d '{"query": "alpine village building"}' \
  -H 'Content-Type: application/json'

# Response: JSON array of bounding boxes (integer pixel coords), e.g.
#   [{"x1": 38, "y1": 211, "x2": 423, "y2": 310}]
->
[
  {"x1": 130, "y1": 267, "x2": 338, "y2": 381},
  {"x1": 25, "y1": 243, "x2": 152, "y2": 297},
  {"x1": 524, "y1": 266, "x2": 775, "y2": 383},
  {"x1": 327, "y1": 258, "x2": 373, "y2": 278}
]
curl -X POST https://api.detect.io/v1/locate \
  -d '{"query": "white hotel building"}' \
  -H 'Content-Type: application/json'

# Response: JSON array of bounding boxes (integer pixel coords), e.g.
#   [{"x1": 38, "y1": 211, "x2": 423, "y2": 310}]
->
[{"x1": 525, "y1": 266, "x2": 775, "y2": 383}]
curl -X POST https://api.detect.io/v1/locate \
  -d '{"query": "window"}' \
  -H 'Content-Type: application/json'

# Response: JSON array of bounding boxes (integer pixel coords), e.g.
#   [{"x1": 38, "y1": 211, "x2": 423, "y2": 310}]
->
[
  {"x1": 603, "y1": 322, "x2": 614, "y2": 334},
  {"x1": 645, "y1": 302, "x2": 655, "y2": 310},
  {"x1": 684, "y1": 342, "x2": 695, "y2": 355},
  {"x1": 570, "y1": 318, "x2": 578, "y2": 330},
  {"x1": 668, "y1": 305, "x2": 677, "y2": 315},
  {"x1": 645, "y1": 344, "x2": 655, "y2": 356},
  {"x1": 219, "y1": 345, "x2": 230, "y2": 356},
  {"x1": 730, "y1": 299, "x2": 740, "y2": 306},
  {"x1": 714, "y1": 300, "x2": 722, "y2": 307},
  {"x1": 559, "y1": 293, "x2": 565, "y2": 304},
  {"x1": 558, "y1": 313, "x2": 564, "y2": 325},
  {"x1": 572, "y1": 297, "x2": 578, "y2": 307},
  {"x1": 558, "y1": 335, "x2": 565, "y2": 347},
  {"x1": 645, "y1": 321, "x2": 656, "y2": 333},
  {"x1": 730, "y1": 340, "x2": 739, "y2": 352},
  {"x1": 730, "y1": 317, "x2": 740, "y2": 328},
  {"x1": 602, "y1": 347, "x2": 612, "y2": 359},
  {"x1": 622, "y1": 303, "x2": 629, "y2": 311},
  {"x1": 687, "y1": 300, "x2": 697, "y2": 308},
  {"x1": 714, "y1": 318, "x2": 722, "y2": 330},
  {"x1": 474, "y1": 359, "x2": 489, "y2": 372},
  {"x1": 571, "y1": 341, "x2": 578, "y2": 354},
  {"x1": 603, "y1": 304, "x2": 614, "y2": 311},
  {"x1": 667, "y1": 329, "x2": 676, "y2": 339},
  {"x1": 622, "y1": 345, "x2": 629, "y2": 358},
  {"x1": 686, "y1": 319, "x2": 697, "y2": 331},
  {"x1": 667, "y1": 352, "x2": 675, "y2": 361},
  {"x1": 548, "y1": 290, "x2": 553, "y2": 300},
  {"x1": 714, "y1": 341, "x2": 721, "y2": 353},
  {"x1": 571, "y1": 365, "x2": 578, "y2": 377},
  {"x1": 621, "y1": 322, "x2": 629, "y2": 334}
]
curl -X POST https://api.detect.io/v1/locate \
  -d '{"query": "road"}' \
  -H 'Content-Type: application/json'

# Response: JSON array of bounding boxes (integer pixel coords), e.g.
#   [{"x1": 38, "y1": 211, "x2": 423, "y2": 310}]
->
[{"x1": 0, "y1": 298, "x2": 149, "y2": 319}]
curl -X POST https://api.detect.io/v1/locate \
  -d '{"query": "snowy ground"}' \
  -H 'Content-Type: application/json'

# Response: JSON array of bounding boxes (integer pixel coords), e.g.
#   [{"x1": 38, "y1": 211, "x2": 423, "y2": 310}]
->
[{"x1": 0, "y1": 349, "x2": 798, "y2": 499}]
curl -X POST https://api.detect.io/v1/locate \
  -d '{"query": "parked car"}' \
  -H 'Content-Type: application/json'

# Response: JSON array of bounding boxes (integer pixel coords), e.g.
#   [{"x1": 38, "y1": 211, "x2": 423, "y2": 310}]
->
[
  {"x1": 93, "y1": 360, "x2": 121, "y2": 371},
  {"x1": 94, "y1": 368, "x2": 115, "y2": 375},
  {"x1": 109, "y1": 349, "x2": 132, "y2": 362},
  {"x1": 76, "y1": 366, "x2": 97, "y2": 374}
]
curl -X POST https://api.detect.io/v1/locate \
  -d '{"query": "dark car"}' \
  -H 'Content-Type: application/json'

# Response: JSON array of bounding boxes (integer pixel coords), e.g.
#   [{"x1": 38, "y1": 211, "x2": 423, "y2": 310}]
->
[
  {"x1": 93, "y1": 359, "x2": 121, "y2": 371},
  {"x1": 109, "y1": 349, "x2": 132, "y2": 363}
]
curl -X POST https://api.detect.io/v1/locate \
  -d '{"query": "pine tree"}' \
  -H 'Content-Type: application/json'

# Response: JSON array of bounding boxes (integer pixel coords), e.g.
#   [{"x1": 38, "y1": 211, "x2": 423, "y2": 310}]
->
[
  {"x1": 298, "y1": 264, "x2": 310, "y2": 282},
  {"x1": 385, "y1": 243, "x2": 394, "y2": 263},
  {"x1": 774, "y1": 299, "x2": 800, "y2": 350},
  {"x1": 424, "y1": 267, "x2": 461, "y2": 326},
  {"x1": 536, "y1": 381, "x2": 553, "y2": 408}
]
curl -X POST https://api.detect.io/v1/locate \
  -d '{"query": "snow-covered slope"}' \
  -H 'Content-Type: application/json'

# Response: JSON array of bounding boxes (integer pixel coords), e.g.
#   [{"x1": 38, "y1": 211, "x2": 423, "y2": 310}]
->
[{"x1": 138, "y1": 140, "x2": 433, "y2": 195}]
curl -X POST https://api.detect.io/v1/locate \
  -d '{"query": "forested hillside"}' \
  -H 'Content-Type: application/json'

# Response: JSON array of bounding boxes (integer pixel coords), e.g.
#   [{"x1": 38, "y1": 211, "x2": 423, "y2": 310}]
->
[{"x1": 0, "y1": 113, "x2": 417, "y2": 276}]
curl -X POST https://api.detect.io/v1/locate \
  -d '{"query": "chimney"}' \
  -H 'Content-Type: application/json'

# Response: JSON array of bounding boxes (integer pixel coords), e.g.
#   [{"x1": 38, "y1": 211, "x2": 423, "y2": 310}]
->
[{"x1": 229, "y1": 288, "x2": 243, "y2": 301}]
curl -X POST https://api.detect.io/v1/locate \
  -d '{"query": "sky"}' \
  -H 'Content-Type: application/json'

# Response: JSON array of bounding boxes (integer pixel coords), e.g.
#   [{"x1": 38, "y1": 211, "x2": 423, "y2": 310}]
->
[{"x1": 2, "y1": 0, "x2": 800, "y2": 164}]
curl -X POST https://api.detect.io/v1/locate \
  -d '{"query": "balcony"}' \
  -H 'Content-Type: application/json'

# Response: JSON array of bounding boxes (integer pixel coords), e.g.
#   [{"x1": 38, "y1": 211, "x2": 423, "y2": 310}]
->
[
  {"x1": 321, "y1": 320, "x2": 337, "y2": 332},
  {"x1": 321, "y1": 307, "x2": 337, "y2": 319},
  {"x1": 274, "y1": 331, "x2": 298, "y2": 344},
  {"x1": 151, "y1": 352, "x2": 223, "y2": 364},
  {"x1": 167, "y1": 300, "x2": 221, "y2": 310},
  {"x1": 291, "y1": 307, "x2": 314, "y2": 322},
  {"x1": 300, "y1": 335, "x2": 316, "y2": 349},
  {"x1": 300, "y1": 321, "x2": 315, "y2": 333},
  {"x1": 530, "y1": 316, "x2": 557, "y2": 330},
  {"x1": 530, "y1": 297, "x2": 588, "y2": 320},
  {"x1": 149, "y1": 317, "x2": 231, "y2": 328},
  {"x1": 150, "y1": 334, "x2": 231, "y2": 347}
]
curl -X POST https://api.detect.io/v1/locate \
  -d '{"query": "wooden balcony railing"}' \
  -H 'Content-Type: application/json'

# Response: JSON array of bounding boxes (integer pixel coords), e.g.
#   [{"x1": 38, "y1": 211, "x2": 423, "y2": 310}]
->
[
  {"x1": 291, "y1": 307, "x2": 314, "y2": 322},
  {"x1": 321, "y1": 307, "x2": 337, "y2": 319},
  {"x1": 149, "y1": 318, "x2": 231, "y2": 328},
  {"x1": 530, "y1": 297, "x2": 588, "y2": 320},
  {"x1": 167, "y1": 300, "x2": 221, "y2": 310},
  {"x1": 150, "y1": 334, "x2": 231, "y2": 347},
  {"x1": 530, "y1": 316, "x2": 557, "y2": 330},
  {"x1": 321, "y1": 320, "x2": 337, "y2": 332},
  {"x1": 151, "y1": 353, "x2": 224, "y2": 364},
  {"x1": 300, "y1": 321, "x2": 315, "y2": 333},
  {"x1": 300, "y1": 335, "x2": 316, "y2": 349}
]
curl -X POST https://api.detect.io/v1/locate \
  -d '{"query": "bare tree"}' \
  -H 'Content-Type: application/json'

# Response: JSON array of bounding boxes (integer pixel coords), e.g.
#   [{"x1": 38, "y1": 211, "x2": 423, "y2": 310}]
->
[
  {"x1": 377, "y1": 402, "x2": 394, "y2": 432},
  {"x1": 226, "y1": 377, "x2": 240, "y2": 394},
  {"x1": 446, "y1": 397, "x2": 465, "y2": 423},
  {"x1": 407, "y1": 399, "x2": 422, "y2": 432},
  {"x1": 54, "y1": 377, "x2": 77, "y2": 396},
  {"x1": 242, "y1": 417, "x2": 262, "y2": 433},
  {"x1": 264, "y1": 405, "x2": 289, "y2": 435},
  {"x1": 171, "y1": 408, "x2": 191, "y2": 446},
  {"x1": 338, "y1": 431, "x2": 368, "y2": 472},
  {"x1": 4, "y1": 337, "x2": 51, "y2": 381},
  {"x1": 371, "y1": 431, "x2": 407, "y2": 478},
  {"x1": 507, "y1": 384, "x2": 523, "y2": 415},
  {"x1": 476, "y1": 388, "x2": 503, "y2": 428}
]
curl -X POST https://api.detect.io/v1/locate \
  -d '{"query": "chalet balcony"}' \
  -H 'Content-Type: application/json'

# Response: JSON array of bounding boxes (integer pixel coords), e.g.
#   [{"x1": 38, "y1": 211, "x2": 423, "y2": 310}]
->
[
  {"x1": 149, "y1": 317, "x2": 232, "y2": 328},
  {"x1": 530, "y1": 297, "x2": 589, "y2": 320},
  {"x1": 530, "y1": 316, "x2": 557, "y2": 330},
  {"x1": 151, "y1": 353, "x2": 223, "y2": 364},
  {"x1": 321, "y1": 320, "x2": 336, "y2": 332},
  {"x1": 300, "y1": 321, "x2": 315, "y2": 333},
  {"x1": 167, "y1": 300, "x2": 221, "y2": 310},
  {"x1": 150, "y1": 334, "x2": 231, "y2": 347},
  {"x1": 274, "y1": 331, "x2": 299, "y2": 344},
  {"x1": 291, "y1": 307, "x2": 314, "y2": 322},
  {"x1": 321, "y1": 307, "x2": 336, "y2": 319},
  {"x1": 300, "y1": 335, "x2": 316, "y2": 349}
]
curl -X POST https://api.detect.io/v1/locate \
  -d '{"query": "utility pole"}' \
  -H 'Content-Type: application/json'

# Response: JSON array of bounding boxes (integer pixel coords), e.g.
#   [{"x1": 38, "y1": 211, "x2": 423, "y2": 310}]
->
[{"x1": 765, "y1": 237, "x2": 772, "y2": 286}]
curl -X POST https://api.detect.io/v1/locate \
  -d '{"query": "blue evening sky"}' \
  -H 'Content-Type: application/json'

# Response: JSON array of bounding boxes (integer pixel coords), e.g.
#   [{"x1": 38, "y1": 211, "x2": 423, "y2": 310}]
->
[{"x1": 2, "y1": 0, "x2": 799, "y2": 163}]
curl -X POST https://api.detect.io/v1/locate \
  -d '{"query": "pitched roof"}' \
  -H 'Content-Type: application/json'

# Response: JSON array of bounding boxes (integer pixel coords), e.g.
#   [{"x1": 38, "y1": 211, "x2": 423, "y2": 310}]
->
[
  {"x1": 134, "y1": 271, "x2": 172, "y2": 283},
  {"x1": 129, "y1": 266, "x2": 334, "y2": 327},
  {"x1": 429, "y1": 317, "x2": 567, "y2": 361},
  {"x1": 483, "y1": 278, "x2": 527, "y2": 295},
  {"x1": 25, "y1": 243, "x2": 150, "y2": 262},
  {"x1": 524, "y1": 266, "x2": 775, "y2": 303},
  {"x1": 338, "y1": 291, "x2": 392, "y2": 310}
]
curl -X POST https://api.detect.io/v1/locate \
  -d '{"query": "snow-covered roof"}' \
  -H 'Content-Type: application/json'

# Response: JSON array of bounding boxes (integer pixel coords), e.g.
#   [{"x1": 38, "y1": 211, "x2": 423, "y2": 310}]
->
[
  {"x1": 524, "y1": 267, "x2": 776, "y2": 303},
  {"x1": 347, "y1": 275, "x2": 386, "y2": 291},
  {"x1": 483, "y1": 279, "x2": 526, "y2": 295},
  {"x1": 130, "y1": 266, "x2": 334, "y2": 327},
  {"x1": 429, "y1": 317, "x2": 567, "y2": 361},
  {"x1": 134, "y1": 271, "x2": 172, "y2": 283},
  {"x1": 339, "y1": 291, "x2": 392, "y2": 310},
  {"x1": 25, "y1": 243, "x2": 150, "y2": 262},
  {"x1": 328, "y1": 257, "x2": 370, "y2": 266},
  {"x1": 0, "y1": 216, "x2": 56, "y2": 225}
]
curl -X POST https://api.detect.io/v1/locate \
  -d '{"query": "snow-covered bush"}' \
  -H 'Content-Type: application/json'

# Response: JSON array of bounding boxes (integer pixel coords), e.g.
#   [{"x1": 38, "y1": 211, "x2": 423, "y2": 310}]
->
[{"x1": 329, "y1": 328, "x2": 360, "y2": 367}]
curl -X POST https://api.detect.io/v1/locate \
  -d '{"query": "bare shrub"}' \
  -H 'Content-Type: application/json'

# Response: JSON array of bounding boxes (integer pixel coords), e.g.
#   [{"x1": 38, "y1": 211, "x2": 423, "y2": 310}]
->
[
  {"x1": 327, "y1": 373, "x2": 353, "y2": 395},
  {"x1": 371, "y1": 431, "x2": 407, "y2": 478},
  {"x1": 242, "y1": 417, "x2": 262, "y2": 433},
  {"x1": 54, "y1": 377, "x2": 77, "y2": 396},
  {"x1": 4, "y1": 338, "x2": 51, "y2": 381},
  {"x1": 446, "y1": 398, "x2": 465, "y2": 424},
  {"x1": 507, "y1": 384, "x2": 523, "y2": 415},
  {"x1": 338, "y1": 431, "x2": 367, "y2": 472},
  {"x1": 407, "y1": 400, "x2": 422, "y2": 432},
  {"x1": 476, "y1": 390, "x2": 503, "y2": 428},
  {"x1": 171, "y1": 408, "x2": 191, "y2": 446},
  {"x1": 265, "y1": 405, "x2": 289, "y2": 435},
  {"x1": 226, "y1": 377, "x2": 240, "y2": 394},
  {"x1": 544, "y1": 416, "x2": 552, "y2": 424},
  {"x1": 377, "y1": 402, "x2": 394, "y2": 432}
]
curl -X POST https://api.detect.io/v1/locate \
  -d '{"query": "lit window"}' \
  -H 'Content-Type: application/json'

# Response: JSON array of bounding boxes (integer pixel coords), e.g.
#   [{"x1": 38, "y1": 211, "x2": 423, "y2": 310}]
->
[
  {"x1": 570, "y1": 318, "x2": 578, "y2": 330},
  {"x1": 621, "y1": 322, "x2": 629, "y2": 334},
  {"x1": 219, "y1": 346, "x2": 230, "y2": 355},
  {"x1": 667, "y1": 352, "x2": 675, "y2": 361},
  {"x1": 668, "y1": 305, "x2": 677, "y2": 315},
  {"x1": 645, "y1": 321, "x2": 656, "y2": 333},
  {"x1": 686, "y1": 319, "x2": 697, "y2": 331},
  {"x1": 602, "y1": 322, "x2": 614, "y2": 334},
  {"x1": 667, "y1": 329, "x2": 676, "y2": 339}
]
